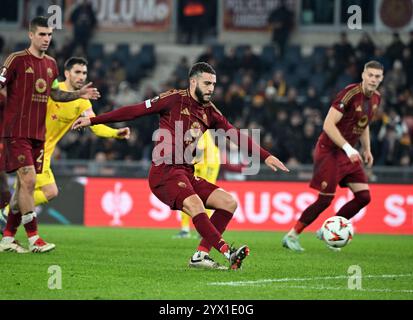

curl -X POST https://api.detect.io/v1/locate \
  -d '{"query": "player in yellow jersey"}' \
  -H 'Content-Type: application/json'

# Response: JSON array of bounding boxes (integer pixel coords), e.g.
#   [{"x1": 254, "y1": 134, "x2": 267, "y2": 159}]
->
[
  {"x1": 1, "y1": 57, "x2": 130, "y2": 228},
  {"x1": 174, "y1": 130, "x2": 221, "y2": 238}
]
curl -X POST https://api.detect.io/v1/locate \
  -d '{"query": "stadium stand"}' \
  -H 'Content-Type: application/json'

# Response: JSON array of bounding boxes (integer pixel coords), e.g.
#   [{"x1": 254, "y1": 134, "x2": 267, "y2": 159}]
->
[{"x1": 1, "y1": 33, "x2": 411, "y2": 173}]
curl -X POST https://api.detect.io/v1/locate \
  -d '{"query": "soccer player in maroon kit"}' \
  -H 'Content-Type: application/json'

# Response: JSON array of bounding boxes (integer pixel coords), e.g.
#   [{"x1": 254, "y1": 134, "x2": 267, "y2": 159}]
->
[
  {"x1": 0, "y1": 16, "x2": 100, "y2": 253},
  {"x1": 0, "y1": 88, "x2": 11, "y2": 233},
  {"x1": 73, "y1": 62, "x2": 289, "y2": 269},
  {"x1": 282, "y1": 61, "x2": 384, "y2": 252}
]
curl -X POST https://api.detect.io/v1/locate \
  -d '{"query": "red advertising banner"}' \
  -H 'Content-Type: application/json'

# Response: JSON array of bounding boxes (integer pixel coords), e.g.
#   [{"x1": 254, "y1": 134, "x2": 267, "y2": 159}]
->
[
  {"x1": 84, "y1": 178, "x2": 413, "y2": 234},
  {"x1": 65, "y1": 0, "x2": 172, "y2": 31}
]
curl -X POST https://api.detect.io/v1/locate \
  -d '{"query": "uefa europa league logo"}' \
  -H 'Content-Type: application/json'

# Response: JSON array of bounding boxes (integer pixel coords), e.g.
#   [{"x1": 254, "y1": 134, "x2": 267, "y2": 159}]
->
[{"x1": 101, "y1": 182, "x2": 133, "y2": 226}]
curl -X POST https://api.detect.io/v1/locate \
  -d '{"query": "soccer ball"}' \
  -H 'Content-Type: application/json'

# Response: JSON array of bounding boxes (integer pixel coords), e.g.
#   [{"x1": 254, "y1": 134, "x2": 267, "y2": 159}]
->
[{"x1": 321, "y1": 216, "x2": 354, "y2": 248}]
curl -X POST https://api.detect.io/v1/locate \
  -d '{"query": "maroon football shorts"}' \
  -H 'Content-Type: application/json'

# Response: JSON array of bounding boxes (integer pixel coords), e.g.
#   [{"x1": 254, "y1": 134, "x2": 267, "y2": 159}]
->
[
  {"x1": 3, "y1": 137, "x2": 44, "y2": 174},
  {"x1": 149, "y1": 164, "x2": 220, "y2": 210},
  {"x1": 309, "y1": 142, "x2": 368, "y2": 194}
]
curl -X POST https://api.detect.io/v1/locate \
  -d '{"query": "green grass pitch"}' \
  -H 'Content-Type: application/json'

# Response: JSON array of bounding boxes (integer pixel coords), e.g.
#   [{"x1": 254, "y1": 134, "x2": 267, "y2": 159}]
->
[{"x1": 1, "y1": 225, "x2": 412, "y2": 300}]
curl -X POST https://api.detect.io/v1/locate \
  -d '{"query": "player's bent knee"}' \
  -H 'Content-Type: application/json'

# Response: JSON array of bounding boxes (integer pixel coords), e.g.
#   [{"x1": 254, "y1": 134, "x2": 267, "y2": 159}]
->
[
  {"x1": 51, "y1": 188, "x2": 59, "y2": 200},
  {"x1": 17, "y1": 171, "x2": 36, "y2": 191},
  {"x1": 182, "y1": 195, "x2": 205, "y2": 217},
  {"x1": 19, "y1": 178, "x2": 36, "y2": 193},
  {"x1": 43, "y1": 186, "x2": 59, "y2": 201},
  {"x1": 211, "y1": 192, "x2": 238, "y2": 212},
  {"x1": 223, "y1": 195, "x2": 237, "y2": 213}
]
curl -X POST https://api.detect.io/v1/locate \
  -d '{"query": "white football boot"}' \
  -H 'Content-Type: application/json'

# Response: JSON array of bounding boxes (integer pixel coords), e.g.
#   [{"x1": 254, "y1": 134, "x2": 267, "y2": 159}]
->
[
  {"x1": 282, "y1": 234, "x2": 305, "y2": 252},
  {"x1": 29, "y1": 237, "x2": 56, "y2": 253},
  {"x1": 0, "y1": 238, "x2": 29, "y2": 253},
  {"x1": 189, "y1": 251, "x2": 228, "y2": 270}
]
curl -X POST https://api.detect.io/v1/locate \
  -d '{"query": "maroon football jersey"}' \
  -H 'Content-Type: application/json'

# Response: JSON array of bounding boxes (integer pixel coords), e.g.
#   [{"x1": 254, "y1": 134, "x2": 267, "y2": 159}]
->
[
  {"x1": 0, "y1": 90, "x2": 5, "y2": 136},
  {"x1": 90, "y1": 89, "x2": 271, "y2": 164},
  {"x1": 0, "y1": 49, "x2": 59, "y2": 140},
  {"x1": 318, "y1": 83, "x2": 381, "y2": 150}
]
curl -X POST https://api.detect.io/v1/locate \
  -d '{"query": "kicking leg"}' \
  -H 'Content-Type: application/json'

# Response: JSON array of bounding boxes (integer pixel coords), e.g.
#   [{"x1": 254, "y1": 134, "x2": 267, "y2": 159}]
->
[
  {"x1": 283, "y1": 192, "x2": 334, "y2": 252},
  {"x1": 336, "y1": 183, "x2": 370, "y2": 220},
  {"x1": 197, "y1": 189, "x2": 236, "y2": 253}
]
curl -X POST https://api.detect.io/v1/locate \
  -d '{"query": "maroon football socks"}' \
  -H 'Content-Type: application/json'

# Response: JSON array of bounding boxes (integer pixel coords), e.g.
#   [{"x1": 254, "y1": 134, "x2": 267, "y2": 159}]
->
[
  {"x1": 294, "y1": 194, "x2": 334, "y2": 234},
  {"x1": 3, "y1": 211, "x2": 22, "y2": 238},
  {"x1": 197, "y1": 209, "x2": 233, "y2": 253},
  {"x1": 22, "y1": 211, "x2": 38, "y2": 238},
  {"x1": 192, "y1": 212, "x2": 229, "y2": 255},
  {"x1": 336, "y1": 190, "x2": 371, "y2": 220}
]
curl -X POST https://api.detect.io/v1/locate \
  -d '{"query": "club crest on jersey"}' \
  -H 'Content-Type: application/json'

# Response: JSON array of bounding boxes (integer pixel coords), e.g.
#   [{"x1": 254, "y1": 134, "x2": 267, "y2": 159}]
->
[
  {"x1": 17, "y1": 155, "x2": 26, "y2": 163},
  {"x1": 35, "y1": 78, "x2": 47, "y2": 93},
  {"x1": 357, "y1": 115, "x2": 369, "y2": 127},
  {"x1": 178, "y1": 181, "x2": 187, "y2": 188},
  {"x1": 47, "y1": 68, "x2": 53, "y2": 78},
  {"x1": 190, "y1": 122, "x2": 202, "y2": 138}
]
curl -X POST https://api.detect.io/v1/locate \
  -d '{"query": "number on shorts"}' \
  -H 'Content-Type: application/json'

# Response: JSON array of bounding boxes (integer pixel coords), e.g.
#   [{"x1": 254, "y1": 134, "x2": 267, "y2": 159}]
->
[{"x1": 37, "y1": 149, "x2": 44, "y2": 163}]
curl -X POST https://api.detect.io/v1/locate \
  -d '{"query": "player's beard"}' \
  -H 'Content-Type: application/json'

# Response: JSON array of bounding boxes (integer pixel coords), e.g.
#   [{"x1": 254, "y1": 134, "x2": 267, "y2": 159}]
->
[
  {"x1": 195, "y1": 85, "x2": 211, "y2": 104},
  {"x1": 73, "y1": 83, "x2": 83, "y2": 90},
  {"x1": 39, "y1": 42, "x2": 50, "y2": 52}
]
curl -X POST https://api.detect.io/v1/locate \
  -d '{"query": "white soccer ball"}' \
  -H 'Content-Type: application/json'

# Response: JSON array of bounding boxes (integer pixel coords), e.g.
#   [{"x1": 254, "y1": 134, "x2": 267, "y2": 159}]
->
[{"x1": 321, "y1": 216, "x2": 354, "y2": 248}]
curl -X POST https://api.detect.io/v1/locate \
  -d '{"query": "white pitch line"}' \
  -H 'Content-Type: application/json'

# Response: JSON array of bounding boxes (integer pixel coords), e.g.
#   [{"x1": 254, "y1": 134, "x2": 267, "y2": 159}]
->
[
  {"x1": 208, "y1": 274, "x2": 413, "y2": 287},
  {"x1": 274, "y1": 285, "x2": 413, "y2": 294}
]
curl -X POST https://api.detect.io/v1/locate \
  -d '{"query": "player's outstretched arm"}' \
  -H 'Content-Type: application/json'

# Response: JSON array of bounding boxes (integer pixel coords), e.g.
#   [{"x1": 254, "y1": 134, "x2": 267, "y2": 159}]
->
[
  {"x1": 72, "y1": 94, "x2": 174, "y2": 129},
  {"x1": 89, "y1": 124, "x2": 131, "y2": 139},
  {"x1": 115, "y1": 127, "x2": 130, "y2": 139},
  {"x1": 78, "y1": 82, "x2": 101, "y2": 100},
  {"x1": 82, "y1": 108, "x2": 130, "y2": 139},
  {"x1": 72, "y1": 117, "x2": 91, "y2": 130},
  {"x1": 50, "y1": 82, "x2": 100, "y2": 102},
  {"x1": 264, "y1": 155, "x2": 289, "y2": 172}
]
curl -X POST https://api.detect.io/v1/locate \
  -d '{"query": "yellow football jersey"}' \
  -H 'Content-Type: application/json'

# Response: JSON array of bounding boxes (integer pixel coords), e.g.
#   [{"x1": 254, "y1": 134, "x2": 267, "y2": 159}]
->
[
  {"x1": 181, "y1": 131, "x2": 221, "y2": 227},
  {"x1": 44, "y1": 82, "x2": 91, "y2": 169},
  {"x1": 194, "y1": 130, "x2": 220, "y2": 168}
]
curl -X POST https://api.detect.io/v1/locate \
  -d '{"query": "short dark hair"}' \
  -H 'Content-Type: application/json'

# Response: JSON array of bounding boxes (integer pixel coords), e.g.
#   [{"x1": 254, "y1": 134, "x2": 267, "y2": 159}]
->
[
  {"x1": 188, "y1": 62, "x2": 216, "y2": 79},
  {"x1": 29, "y1": 16, "x2": 50, "y2": 32},
  {"x1": 64, "y1": 57, "x2": 88, "y2": 71},
  {"x1": 364, "y1": 60, "x2": 384, "y2": 71}
]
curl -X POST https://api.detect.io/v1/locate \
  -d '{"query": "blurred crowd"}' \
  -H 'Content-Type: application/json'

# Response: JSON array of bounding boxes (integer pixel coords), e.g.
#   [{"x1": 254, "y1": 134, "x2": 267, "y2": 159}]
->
[
  {"x1": 1, "y1": 31, "x2": 412, "y2": 169},
  {"x1": 164, "y1": 32, "x2": 413, "y2": 168}
]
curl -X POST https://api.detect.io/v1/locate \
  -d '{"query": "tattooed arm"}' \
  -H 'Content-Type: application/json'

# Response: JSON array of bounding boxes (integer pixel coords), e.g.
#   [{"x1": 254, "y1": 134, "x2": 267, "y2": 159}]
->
[
  {"x1": 50, "y1": 88, "x2": 81, "y2": 102},
  {"x1": 50, "y1": 82, "x2": 100, "y2": 102}
]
